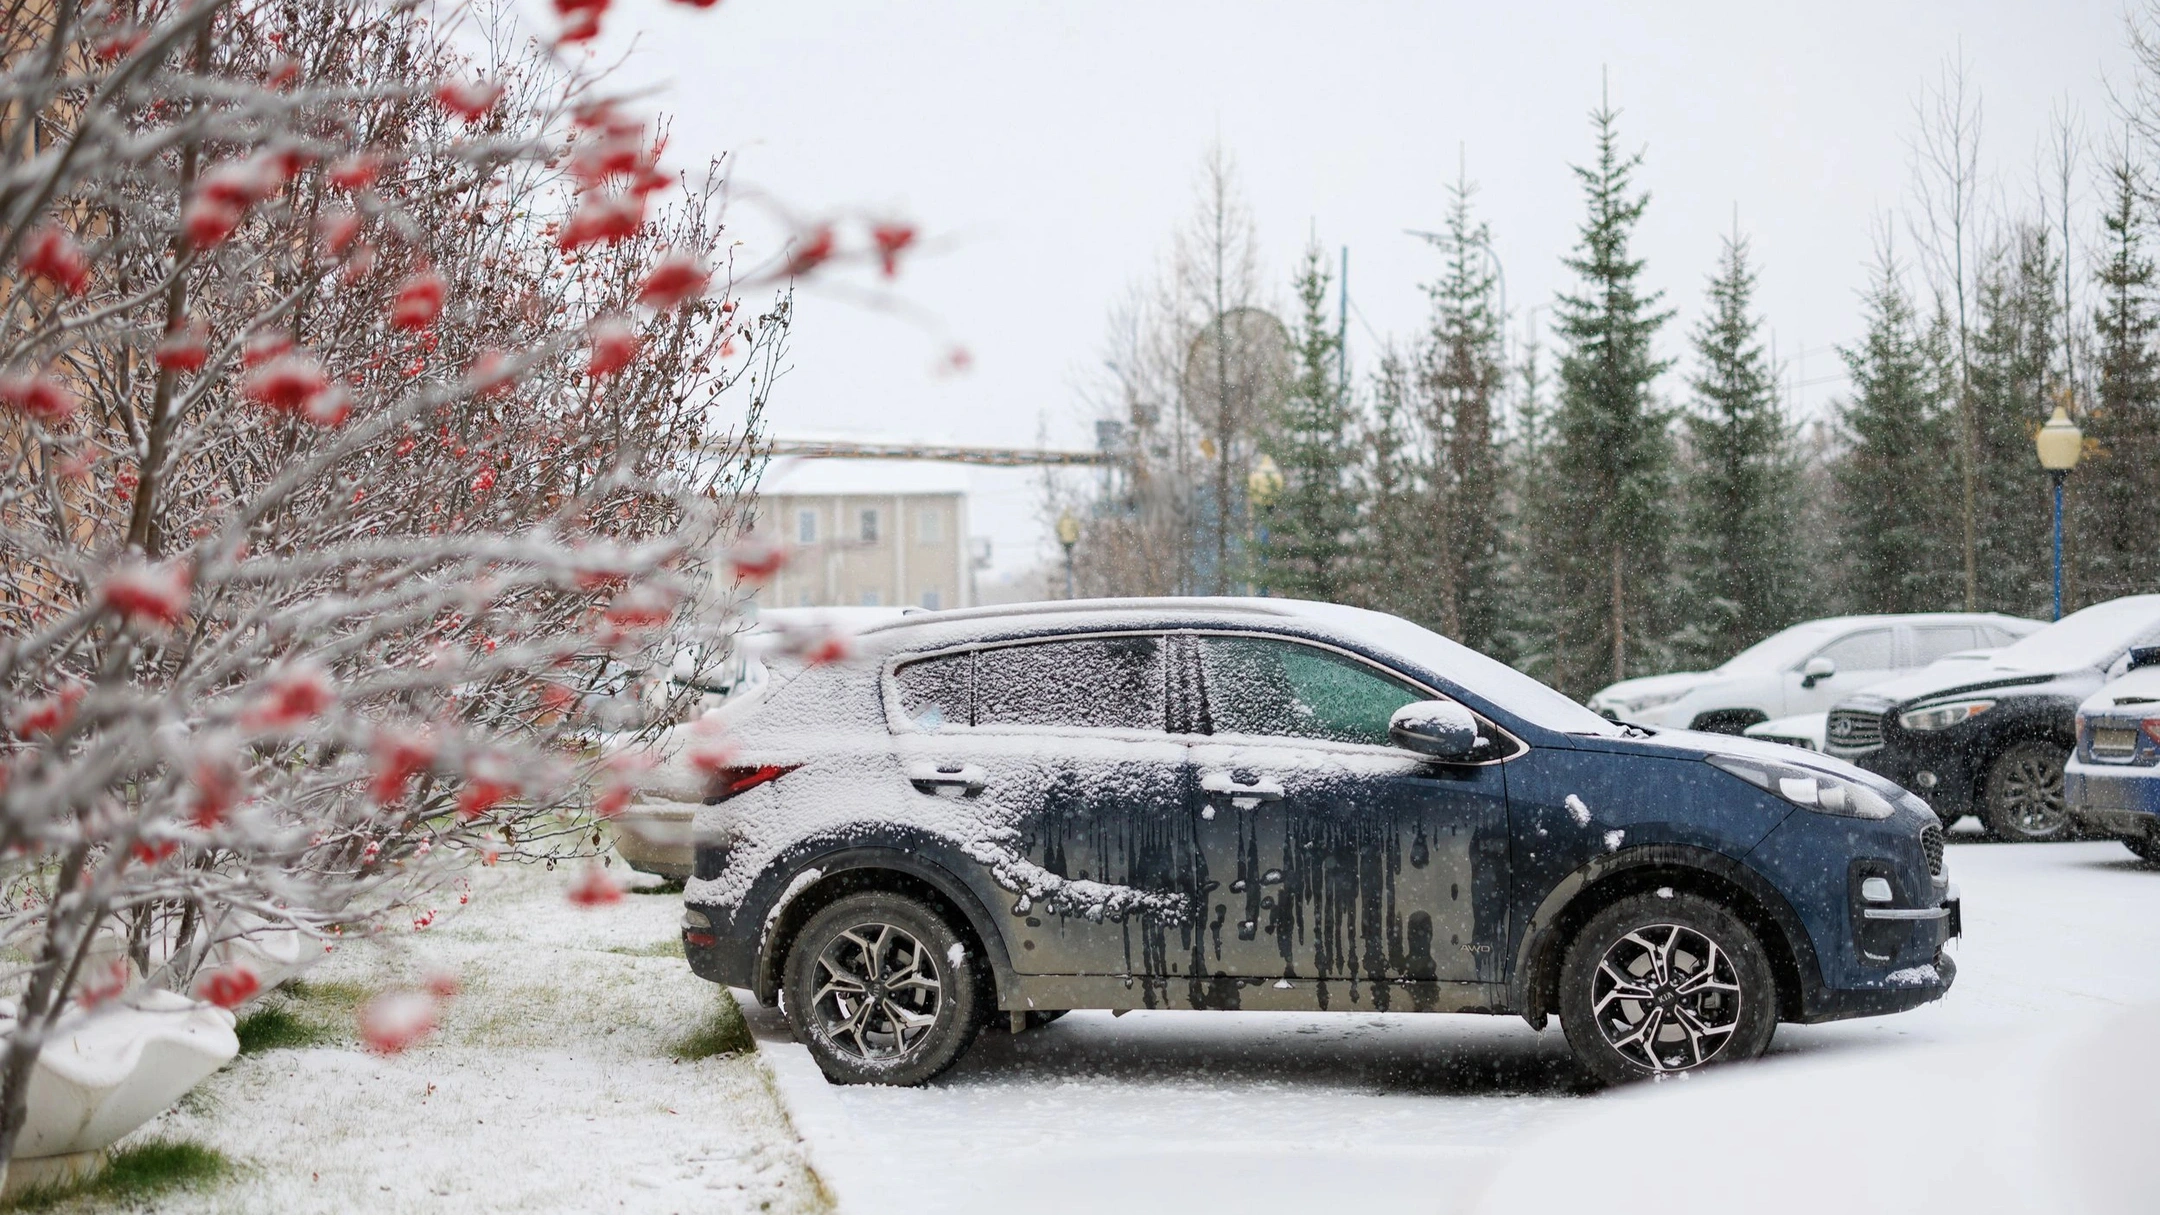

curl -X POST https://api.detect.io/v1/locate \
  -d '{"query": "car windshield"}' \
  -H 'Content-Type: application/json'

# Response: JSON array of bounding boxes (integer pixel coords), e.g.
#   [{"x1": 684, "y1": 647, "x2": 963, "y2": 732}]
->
[
  {"x1": 1291, "y1": 603, "x2": 1622, "y2": 736},
  {"x1": 1988, "y1": 597, "x2": 2160, "y2": 673},
  {"x1": 1715, "y1": 622, "x2": 1846, "y2": 673}
]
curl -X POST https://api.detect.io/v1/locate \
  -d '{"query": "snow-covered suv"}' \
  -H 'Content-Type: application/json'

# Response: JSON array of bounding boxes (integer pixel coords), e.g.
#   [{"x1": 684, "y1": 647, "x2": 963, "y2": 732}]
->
[
  {"x1": 1589, "y1": 613, "x2": 2041, "y2": 733},
  {"x1": 680, "y1": 599, "x2": 1958, "y2": 1087}
]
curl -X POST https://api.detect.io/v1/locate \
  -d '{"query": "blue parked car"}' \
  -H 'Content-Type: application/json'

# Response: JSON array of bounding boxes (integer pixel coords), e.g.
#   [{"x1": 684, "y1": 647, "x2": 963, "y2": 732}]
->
[
  {"x1": 2067, "y1": 651, "x2": 2160, "y2": 864},
  {"x1": 678, "y1": 599, "x2": 1958, "y2": 1086}
]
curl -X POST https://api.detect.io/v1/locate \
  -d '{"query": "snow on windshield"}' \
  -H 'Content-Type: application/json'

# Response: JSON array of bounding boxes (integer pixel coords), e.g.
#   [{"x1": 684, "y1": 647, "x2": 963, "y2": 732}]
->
[
  {"x1": 1990, "y1": 596, "x2": 2160, "y2": 673},
  {"x1": 1286, "y1": 602, "x2": 1620, "y2": 735}
]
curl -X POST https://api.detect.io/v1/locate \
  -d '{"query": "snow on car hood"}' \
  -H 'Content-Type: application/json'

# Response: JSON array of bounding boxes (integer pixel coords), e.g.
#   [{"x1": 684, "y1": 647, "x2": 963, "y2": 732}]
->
[
  {"x1": 2080, "y1": 666, "x2": 2160, "y2": 716},
  {"x1": 1837, "y1": 660, "x2": 2060, "y2": 709},
  {"x1": 1590, "y1": 671, "x2": 1715, "y2": 705}
]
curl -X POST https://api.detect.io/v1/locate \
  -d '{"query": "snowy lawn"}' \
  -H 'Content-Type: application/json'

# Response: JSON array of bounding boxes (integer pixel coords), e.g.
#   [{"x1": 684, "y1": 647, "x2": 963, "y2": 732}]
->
[
  {"x1": 750, "y1": 837, "x2": 2160, "y2": 1215},
  {"x1": 56, "y1": 864, "x2": 826, "y2": 1215}
]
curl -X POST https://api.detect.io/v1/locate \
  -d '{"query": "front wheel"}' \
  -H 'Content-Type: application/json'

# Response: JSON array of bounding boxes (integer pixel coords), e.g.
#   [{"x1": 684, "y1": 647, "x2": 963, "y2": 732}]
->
[
  {"x1": 783, "y1": 892, "x2": 985, "y2": 1086},
  {"x1": 1558, "y1": 891, "x2": 1780, "y2": 1087},
  {"x1": 1980, "y1": 741, "x2": 2072, "y2": 842}
]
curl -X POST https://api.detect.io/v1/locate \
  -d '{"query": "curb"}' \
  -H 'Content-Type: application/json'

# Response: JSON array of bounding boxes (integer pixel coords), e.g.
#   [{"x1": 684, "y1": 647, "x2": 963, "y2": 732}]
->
[{"x1": 737, "y1": 991, "x2": 873, "y2": 1214}]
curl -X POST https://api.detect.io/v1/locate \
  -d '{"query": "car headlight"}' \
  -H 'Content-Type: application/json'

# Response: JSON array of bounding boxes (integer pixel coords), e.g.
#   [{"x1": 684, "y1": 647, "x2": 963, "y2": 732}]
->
[
  {"x1": 1707, "y1": 754, "x2": 1896, "y2": 819},
  {"x1": 1898, "y1": 700, "x2": 1995, "y2": 732}
]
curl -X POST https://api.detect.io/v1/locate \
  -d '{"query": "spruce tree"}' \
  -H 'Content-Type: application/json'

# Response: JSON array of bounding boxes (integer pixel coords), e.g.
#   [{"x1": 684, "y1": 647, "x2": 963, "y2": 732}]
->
[
  {"x1": 1355, "y1": 348, "x2": 1440, "y2": 620},
  {"x1": 1549, "y1": 96, "x2": 1676, "y2": 692},
  {"x1": 1671, "y1": 231, "x2": 1808, "y2": 669},
  {"x1": 1833, "y1": 251, "x2": 1959, "y2": 611},
  {"x1": 2078, "y1": 154, "x2": 2160, "y2": 602},
  {"x1": 1418, "y1": 169, "x2": 1508, "y2": 654},
  {"x1": 1966, "y1": 225, "x2": 2062, "y2": 616},
  {"x1": 1259, "y1": 241, "x2": 1362, "y2": 600}
]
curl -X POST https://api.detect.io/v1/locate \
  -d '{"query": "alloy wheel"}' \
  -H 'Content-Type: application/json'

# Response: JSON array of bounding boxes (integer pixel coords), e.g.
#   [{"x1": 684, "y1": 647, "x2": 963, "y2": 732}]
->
[
  {"x1": 809, "y1": 921, "x2": 944, "y2": 1062},
  {"x1": 1589, "y1": 923, "x2": 1744, "y2": 1073},
  {"x1": 1994, "y1": 748, "x2": 2067, "y2": 838}
]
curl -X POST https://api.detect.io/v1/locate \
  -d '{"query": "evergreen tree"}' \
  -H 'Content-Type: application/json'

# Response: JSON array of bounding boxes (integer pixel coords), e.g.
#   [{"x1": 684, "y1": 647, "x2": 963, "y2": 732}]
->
[
  {"x1": 1503, "y1": 334, "x2": 1586, "y2": 689},
  {"x1": 2077, "y1": 153, "x2": 2160, "y2": 603},
  {"x1": 1353, "y1": 347, "x2": 1440, "y2": 620},
  {"x1": 1966, "y1": 224, "x2": 2062, "y2": 616},
  {"x1": 1833, "y1": 250, "x2": 1959, "y2": 611},
  {"x1": 1417, "y1": 169, "x2": 1509, "y2": 654},
  {"x1": 1671, "y1": 231, "x2": 1809, "y2": 669},
  {"x1": 1548, "y1": 96, "x2": 1676, "y2": 693},
  {"x1": 1260, "y1": 241, "x2": 1363, "y2": 600}
]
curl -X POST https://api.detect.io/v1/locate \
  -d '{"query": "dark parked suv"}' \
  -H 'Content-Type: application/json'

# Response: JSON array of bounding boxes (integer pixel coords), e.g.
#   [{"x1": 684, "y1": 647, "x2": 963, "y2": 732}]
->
[
  {"x1": 680, "y1": 599, "x2": 1957, "y2": 1086},
  {"x1": 1824, "y1": 595, "x2": 2160, "y2": 840}
]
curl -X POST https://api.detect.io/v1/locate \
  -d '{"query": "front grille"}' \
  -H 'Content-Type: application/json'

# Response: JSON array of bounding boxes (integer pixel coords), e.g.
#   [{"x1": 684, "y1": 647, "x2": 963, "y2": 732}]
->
[
  {"x1": 1921, "y1": 825, "x2": 1945, "y2": 879},
  {"x1": 1826, "y1": 709, "x2": 1884, "y2": 751}
]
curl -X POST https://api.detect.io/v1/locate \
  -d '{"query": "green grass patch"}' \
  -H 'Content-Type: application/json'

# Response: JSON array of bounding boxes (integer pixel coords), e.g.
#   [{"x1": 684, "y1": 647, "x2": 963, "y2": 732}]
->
[
  {"x1": 602, "y1": 939, "x2": 684, "y2": 959},
  {"x1": 234, "y1": 1004, "x2": 333, "y2": 1054},
  {"x1": 233, "y1": 978, "x2": 370, "y2": 1055},
  {"x1": 627, "y1": 877, "x2": 686, "y2": 895},
  {"x1": 669, "y1": 989, "x2": 752, "y2": 1061},
  {"x1": 4, "y1": 1138, "x2": 230, "y2": 1211}
]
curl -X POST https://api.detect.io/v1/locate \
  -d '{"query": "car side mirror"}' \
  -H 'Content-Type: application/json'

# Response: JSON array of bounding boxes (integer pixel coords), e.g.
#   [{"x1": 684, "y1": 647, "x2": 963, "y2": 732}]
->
[
  {"x1": 1390, "y1": 700, "x2": 1481, "y2": 760},
  {"x1": 1801, "y1": 656, "x2": 1837, "y2": 689},
  {"x1": 2130, "y1": 646, "x2": 2160, "y2": 672}
]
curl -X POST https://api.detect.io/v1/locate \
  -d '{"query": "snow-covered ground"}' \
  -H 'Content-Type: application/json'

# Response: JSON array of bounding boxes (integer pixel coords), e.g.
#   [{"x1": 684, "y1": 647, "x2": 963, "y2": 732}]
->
[
  {"x1": 114, "y1": 865, "x2": 824, "y2": 1215},
  {"x1": 750, "y1": 837, "x2": 2160, "y2": 1215}
]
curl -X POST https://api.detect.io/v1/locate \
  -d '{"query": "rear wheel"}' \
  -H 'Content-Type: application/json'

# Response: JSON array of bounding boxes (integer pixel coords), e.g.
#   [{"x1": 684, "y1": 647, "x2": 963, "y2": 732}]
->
[
  {"x1": 1980, "y1": 741, "x2": 2072, "y2": 842},
  {"x1": 1558, "y1": 891, "x2": 1779, "y2": 1087},
  {"x1": 783, "y1": 892, "x2": 985, "y2": 1086}
]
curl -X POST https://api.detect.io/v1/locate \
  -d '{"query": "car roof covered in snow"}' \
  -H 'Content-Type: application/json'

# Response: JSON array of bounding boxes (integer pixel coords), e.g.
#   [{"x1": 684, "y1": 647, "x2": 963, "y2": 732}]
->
[{"x1": 862, "y1": 597, "x2": 1344, "y2": 648}]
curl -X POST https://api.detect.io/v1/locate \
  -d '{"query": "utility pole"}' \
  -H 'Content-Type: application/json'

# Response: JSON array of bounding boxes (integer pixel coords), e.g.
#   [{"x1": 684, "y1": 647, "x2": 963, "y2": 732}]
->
[{"x1": 1338, "y1": 246, "x2": 1350, "y2": 399}]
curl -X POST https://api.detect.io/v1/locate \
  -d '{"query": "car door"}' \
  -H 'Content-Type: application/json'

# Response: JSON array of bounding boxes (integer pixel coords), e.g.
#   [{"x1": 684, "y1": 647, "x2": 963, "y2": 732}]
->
[
  {"x1": 1785, "y1": 626, "x2": 1898, "y2": 714},
  {"x1": 1185, "y1": 633, "x2": 1511, "y2": 1010},
  {"x1": 889, "y1": 633, "x2": 1196, "y2": 983},
  {"x1": 1909, "y1": 624, "x2": 1983, "y2": 669}
]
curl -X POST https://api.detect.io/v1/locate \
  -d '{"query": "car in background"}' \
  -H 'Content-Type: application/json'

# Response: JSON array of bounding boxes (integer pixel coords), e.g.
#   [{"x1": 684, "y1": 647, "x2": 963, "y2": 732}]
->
[
  {"x1": 1825, "y1": 595, "x2": 2160, "y2": 841},
  {"x1": 679, "y1": 597, "x2": 1957, "y2": 1088},
  {"x1": 1588, "y1": 613, "x2": 2040, "y2": 734},
  {"x1": 606, "y1": 606, "x2": 908, "y2": 879},
  {"x1": 1744, "y1": 712, "x2": 1826, "y2": 751},
  {"x1": 2065, "y1": 650, "x2": 2160, "y2": 864}
]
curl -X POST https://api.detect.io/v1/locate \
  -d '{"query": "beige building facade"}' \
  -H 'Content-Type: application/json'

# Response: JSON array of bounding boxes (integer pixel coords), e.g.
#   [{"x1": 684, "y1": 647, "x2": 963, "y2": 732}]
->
[{"x1": 750, "y1": 461, "x2": 974, "y2": 610}]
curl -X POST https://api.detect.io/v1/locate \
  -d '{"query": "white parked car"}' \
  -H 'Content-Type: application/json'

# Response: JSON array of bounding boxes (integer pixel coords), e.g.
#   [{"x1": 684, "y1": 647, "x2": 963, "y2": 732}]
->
[
  {"x1": 1589, "y1": 613, "x2": 2041, "y2": 734},
  {"x1": 606, "y1": 606, "x2": 909, "y2": 879}
]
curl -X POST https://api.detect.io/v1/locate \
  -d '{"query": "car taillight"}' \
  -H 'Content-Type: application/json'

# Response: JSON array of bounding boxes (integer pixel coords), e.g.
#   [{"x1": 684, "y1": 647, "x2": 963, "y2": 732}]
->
[
  {"x1": 706, "y1": 763, "x2": 797, "y2": 804},
  {"x1": 2140, "y1": 719, "x2": 2160, "y2": 747}
]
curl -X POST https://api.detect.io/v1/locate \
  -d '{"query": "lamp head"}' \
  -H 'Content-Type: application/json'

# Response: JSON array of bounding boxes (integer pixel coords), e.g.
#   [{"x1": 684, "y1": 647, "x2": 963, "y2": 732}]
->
[
  {"x1": 2035, "y1": 405, "x2": 2082, "y2": 472},
  {"x1": 1055, "y1": 510, "x2": 1081, "y2": 548},
  {"x1": 1247, "y1": 454, "x2": 1285, "y2": 508}
]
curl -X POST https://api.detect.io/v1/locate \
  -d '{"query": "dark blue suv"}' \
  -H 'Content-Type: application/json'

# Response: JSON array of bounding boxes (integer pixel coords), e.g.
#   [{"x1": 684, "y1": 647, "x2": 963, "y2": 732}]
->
[{"x1": 679, "y1": 599, "x2": 1957, "y2": 1086}]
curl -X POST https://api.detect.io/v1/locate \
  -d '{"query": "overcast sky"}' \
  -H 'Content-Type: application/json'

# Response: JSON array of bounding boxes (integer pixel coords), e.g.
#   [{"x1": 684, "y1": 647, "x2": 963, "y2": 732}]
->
[{"x1": 574, "y1": 1, "x2": 2136, "y2": 581}]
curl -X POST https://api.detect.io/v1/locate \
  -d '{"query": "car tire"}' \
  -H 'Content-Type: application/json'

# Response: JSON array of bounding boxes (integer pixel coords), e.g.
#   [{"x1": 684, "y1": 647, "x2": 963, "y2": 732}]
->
[
  {"x1": 2126, "y1": 834, "x2": 2160, "y2": 865},
  {"x1": 1979, "y1": 741, "x2": 2073, "y2": 842},
  {"x1": 783, "y1": 892, "x2": 985, "y2": 1086},
  {"x1": 1558, "y1": 891, "x2": 1780, "y2": 1087}
]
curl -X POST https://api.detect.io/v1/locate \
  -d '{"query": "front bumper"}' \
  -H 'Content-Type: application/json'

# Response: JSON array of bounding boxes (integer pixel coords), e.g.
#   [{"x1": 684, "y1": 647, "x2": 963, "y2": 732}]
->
[{"x1": 1799, "y1": 949, "x2": 1958, "y2": 1023}]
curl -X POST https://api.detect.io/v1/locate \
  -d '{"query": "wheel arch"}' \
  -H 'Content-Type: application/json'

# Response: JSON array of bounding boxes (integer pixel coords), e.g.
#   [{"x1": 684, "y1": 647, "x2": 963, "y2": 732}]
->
[
  {"x1": 752, "y1": 843, "x2": 1015, "y2": 1008},
  {"x1": 1686, "y1": 708, "x2": 1770, "y2": 735},
  {"x1": 1509, "y1": 844, "x2": 1822, "y2": 1029}
]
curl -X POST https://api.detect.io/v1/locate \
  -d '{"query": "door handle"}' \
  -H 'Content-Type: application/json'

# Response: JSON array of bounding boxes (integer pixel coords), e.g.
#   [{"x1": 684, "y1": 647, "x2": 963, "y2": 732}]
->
[
  {"x1": 904, "y1": 762, "x2": 985, "y2": 796},
  {"x1": 1200, "y1": 772, "x2": 1284, "y2": 801}
]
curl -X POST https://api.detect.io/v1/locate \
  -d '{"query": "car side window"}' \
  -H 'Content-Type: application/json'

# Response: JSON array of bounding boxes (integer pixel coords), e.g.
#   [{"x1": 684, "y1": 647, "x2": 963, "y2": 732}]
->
[
  {"x1": 894, "y1": 651, "x2": 971, "y2": 729},
  {"x1": 1910, "y1": 625, "x2": 1981, "y2": 666},
  {"x1": 1197, "y1": 635, "x2": 1423, "y2": 747},
  {"x1": 1813, "y1": 629, "x2": 1894, "y2": 672},
  {"x1": 973, "y1": 635, "x2": 1167, "y2": 732}
]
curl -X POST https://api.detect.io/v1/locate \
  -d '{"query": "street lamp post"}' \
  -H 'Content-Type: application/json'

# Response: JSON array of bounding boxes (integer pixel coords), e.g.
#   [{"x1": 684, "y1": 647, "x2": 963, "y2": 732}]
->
[
  {"x1": 1055, "y1": 510, "x2": 1080, "y2": 600},
  {"x1": 2034, "y1": 403, "x2": 2083, "y2": 622}
]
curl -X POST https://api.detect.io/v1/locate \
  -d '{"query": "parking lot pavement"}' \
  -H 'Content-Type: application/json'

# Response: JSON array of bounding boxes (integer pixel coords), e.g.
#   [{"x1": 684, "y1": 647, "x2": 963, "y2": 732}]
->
[{"x1": 749, "y1": 840, "x2": 2160, "y2": 1215}]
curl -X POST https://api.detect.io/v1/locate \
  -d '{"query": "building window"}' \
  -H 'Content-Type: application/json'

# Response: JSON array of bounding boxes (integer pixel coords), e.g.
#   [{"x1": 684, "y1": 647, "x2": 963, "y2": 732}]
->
[
  {"x1": 861, "y1": 589, "x2": 882, "y2": 606},
  {"x1": 920, "y1": 589, "x2": 940, "y2": 610},
  {"x1": 796, "y1": 509, "x2": 818, "y2": 545},
  {"x1": 859, "y1": 508, "x2": 880, "y2": 544},
  {"x1": 916, "y1": 506, "x2": 943, "y2": 545}
]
